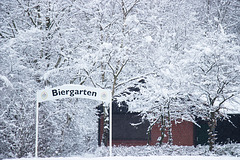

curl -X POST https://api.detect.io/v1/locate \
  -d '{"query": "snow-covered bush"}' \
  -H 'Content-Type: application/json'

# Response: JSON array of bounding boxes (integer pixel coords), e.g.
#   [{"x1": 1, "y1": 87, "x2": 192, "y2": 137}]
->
[{"x1": 92, "y1": 144, "x2": 240, "y2": 157}]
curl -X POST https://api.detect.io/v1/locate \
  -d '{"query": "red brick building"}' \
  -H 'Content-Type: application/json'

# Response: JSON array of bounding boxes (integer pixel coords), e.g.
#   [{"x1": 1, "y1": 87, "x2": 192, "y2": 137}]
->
[
  {"x1": 98, "y1": 113, "x2": 194, "y2": 146},
  {"x1": 98, "y1": 112, "x2": 240, "y2": 147},
  {"x1": 97, "y1": 93, "x2": 240, "y2": 147}
]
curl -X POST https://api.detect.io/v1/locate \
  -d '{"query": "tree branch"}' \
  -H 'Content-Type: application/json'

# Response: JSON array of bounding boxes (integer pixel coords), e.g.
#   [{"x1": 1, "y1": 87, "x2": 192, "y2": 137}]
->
[
  {"x1": 218, "y1": 94, "x2": 234, "y2": 110},
  {"x1": 115, "y1": 72, "x2": 155, "y2": 89}
]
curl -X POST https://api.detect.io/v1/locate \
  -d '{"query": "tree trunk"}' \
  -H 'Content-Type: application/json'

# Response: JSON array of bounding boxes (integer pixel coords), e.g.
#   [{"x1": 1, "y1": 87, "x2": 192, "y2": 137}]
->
[
  {"x1": 158, "y1": 115, "x2": 166, "y2": 146},
  {"x1": 167, "y1": 110, "x2": 173, "y2": 145},
  {"x1": 147, "y1": 125, "x2": 152, "y2": 145},
  {"x1": 208, "y1": 112, "x2": 217, "y2": 151},
  {"x1": 102, "y1": 105, "x2": 109, "y2": 147}
]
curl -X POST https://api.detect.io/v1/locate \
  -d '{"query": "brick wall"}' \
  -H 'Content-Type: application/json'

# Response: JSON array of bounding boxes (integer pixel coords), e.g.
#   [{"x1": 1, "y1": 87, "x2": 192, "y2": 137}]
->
[{"x1": 99, "y1": 115, "x2": 194, "y2": 146}]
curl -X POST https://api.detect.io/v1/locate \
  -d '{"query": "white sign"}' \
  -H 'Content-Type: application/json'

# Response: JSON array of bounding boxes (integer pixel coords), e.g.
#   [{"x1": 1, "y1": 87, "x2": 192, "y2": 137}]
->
[
  {"x1": 35, "y1": 84, "x2": 112, "y2": 157},
  {"x1": 37, "y1": 84, "x2": 111, "y2": 103}
]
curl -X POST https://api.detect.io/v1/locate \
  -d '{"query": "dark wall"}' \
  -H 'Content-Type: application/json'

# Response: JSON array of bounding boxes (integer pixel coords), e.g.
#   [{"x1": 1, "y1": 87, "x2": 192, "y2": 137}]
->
[
  {"x1": 112, "y1": 113, "x2": 150, "y2": 140},
  {"x1": 194, "y1": 119, "x2": 209, "y2": 145},
  {"x1": 216, "y1": 114, "x2": 240, "y2": 144},
  {"x1": 194, "y1": 114, "x2": 240, "y2": 146}
]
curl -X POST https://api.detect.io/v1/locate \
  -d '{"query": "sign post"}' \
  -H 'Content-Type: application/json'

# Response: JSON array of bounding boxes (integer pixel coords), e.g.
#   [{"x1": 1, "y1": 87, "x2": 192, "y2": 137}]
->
[
  {"x1": 109, "y1": 94, "x2": 112, "y2": 157},
  {"x1": 35, "y1": 100, "x2": 39, "y2": 158},
  {"x1": 35, "y1": 84, "x2": 112, "y2": 157}
]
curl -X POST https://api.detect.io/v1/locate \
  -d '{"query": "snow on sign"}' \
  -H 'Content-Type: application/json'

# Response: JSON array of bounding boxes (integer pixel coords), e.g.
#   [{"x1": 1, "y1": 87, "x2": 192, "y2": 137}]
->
[
  {"x1": 37, "y1": 84, "x2": 111, "y2": 103},
  {"x1": 36, "y1": 84, "x2": 112, "y2": 158}
]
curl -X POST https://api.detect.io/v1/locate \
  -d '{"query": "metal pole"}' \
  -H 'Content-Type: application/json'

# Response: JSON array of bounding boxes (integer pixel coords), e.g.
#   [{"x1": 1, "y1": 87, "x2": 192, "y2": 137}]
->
[
  {"x1": 109, "y1": 96, "x2": 112, "y2": 156},
  {"x1": 35, "y1": 101, "x2": 39, "y2": 158}
]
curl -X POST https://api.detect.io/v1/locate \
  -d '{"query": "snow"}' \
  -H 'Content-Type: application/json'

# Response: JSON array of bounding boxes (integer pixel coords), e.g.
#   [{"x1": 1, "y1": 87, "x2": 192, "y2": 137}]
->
[
  {"x1": 1, "y1": 1, "x2": 240, "y2": 159},
  {"x1": 5, "y1": 156, "x2": 240, "y2": 160},
  {"x1": 124, "y1": 15, "x2": 139, "y2": 25},
  {"x1": 221, "y1": 96, "x2": 240, "y2": 114},
  {"x1": 100, "y1": 42, "x2": 113, "y2": 49},
  {"x1": 0, "y1": 75, "x2": 13, "y2": 89},
  {"x1": 145, "y1": 36, "x2": 153, "y2": 42}
]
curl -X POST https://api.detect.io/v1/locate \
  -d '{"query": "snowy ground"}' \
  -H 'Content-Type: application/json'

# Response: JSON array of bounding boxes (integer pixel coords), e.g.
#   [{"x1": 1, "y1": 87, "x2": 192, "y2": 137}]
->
[
  {"x1": 3, "y1": 144, "x2": 240, "y2": 159},
  {"x1": 5, "y1": 156, "x2": 240, "y2": 160}
]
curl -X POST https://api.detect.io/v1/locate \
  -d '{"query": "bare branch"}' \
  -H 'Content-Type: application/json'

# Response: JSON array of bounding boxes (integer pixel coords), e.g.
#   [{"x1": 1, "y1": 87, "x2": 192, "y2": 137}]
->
[
  {"x1": 107, "y1": 56, "x2": 115, "y2": 77},
  {"x1": 206, "y1": 62, "x2": 216, "y2": 74},
  {"x1": 83, "y1": 69, "x2": 96, "y2": 88},
  {"x1": 115, "y1": 59, "x2": 128, "y2": 78},
  {"x1": 218, "y1": 94, "x2": 234, "y2": 109},
  {"x1": 125, "y1": 0, "x2": 140, "y2": 17}
]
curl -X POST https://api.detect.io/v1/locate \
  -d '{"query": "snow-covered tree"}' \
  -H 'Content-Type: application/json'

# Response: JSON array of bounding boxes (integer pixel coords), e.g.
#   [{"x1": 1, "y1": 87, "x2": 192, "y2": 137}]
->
[
  {"x1": 0, "y1": 0, "x2": 102, "y2": 157},
  {"x1": 183, "y1": 30, "x2": 240, "y2": 151},
  {"x1": 1, "y1": 0, "x2": 240, "y2": 158}
]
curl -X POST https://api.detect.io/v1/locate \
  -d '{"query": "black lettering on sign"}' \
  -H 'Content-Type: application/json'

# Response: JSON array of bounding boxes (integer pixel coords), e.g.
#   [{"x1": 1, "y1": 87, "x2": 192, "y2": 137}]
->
[{"x1": 52, "y1": 89, "x2": 97, "y2": 97}]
